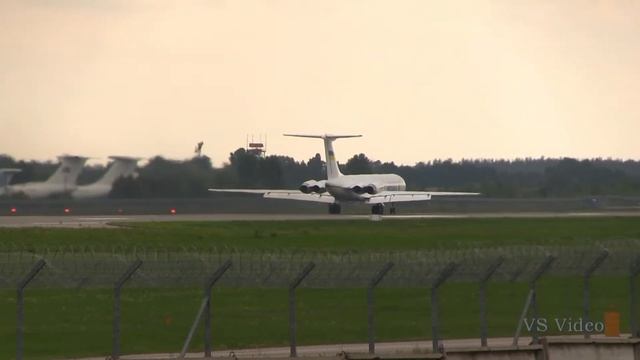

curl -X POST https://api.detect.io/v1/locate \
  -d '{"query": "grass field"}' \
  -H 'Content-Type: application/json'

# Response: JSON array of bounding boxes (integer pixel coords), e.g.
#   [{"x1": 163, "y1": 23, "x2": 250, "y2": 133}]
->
[
  {"x1": 1, "y1": 217, "x2": 640, "y2": 359},
  {"x1": 1, "y1": 217, "x2": 640, "y2": 251}
]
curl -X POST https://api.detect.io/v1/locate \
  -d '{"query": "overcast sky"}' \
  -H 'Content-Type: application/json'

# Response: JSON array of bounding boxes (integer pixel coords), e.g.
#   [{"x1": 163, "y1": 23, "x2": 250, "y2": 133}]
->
[{"x1": 1, "y1": 0, "x2": 639, "y2": 166}]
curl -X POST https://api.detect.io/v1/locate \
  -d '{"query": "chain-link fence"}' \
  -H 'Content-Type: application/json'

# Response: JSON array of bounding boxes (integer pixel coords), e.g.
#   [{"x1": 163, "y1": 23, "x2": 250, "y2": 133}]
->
[
  {"x1": 4, "y1": 241, "x2": 640, "y2": 359},
  {"x1": 2, "y1": 241, "x2": 640, "y2": 289}
]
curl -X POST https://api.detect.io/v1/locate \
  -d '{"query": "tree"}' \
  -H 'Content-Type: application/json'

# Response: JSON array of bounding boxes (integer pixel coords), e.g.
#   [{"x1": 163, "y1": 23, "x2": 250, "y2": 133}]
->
[
  {"x1": 344, "y1": 154, "x2": 372, "y2": 174},
  {"x1": 306, "y1": 153, "x2": 324, "y2": 180}
]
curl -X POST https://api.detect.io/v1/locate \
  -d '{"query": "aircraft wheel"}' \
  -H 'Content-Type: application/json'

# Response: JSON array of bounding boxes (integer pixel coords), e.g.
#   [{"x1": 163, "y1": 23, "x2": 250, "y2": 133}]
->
[
  {"x1": 329, "y1": 203, "x2": 342, "y2": 214},
  {"x1": 371, "y1": 204, "x2": 384, "y2": 215}
]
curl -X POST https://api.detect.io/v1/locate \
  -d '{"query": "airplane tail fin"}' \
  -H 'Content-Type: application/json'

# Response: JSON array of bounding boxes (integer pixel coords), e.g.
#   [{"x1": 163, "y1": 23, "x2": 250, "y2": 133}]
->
[
  {"x1": 0, "y1": 168, "x2": 21, "y2": 195},
  {"x1": 45, "y1": 155, "x2": 88, "y2": 188},
  {"x1": 93, "y1": 156, "x2": 141, "y2": 185},
  {"x1": 284, "y1": 134, "x2": 362, "y2": 179}
]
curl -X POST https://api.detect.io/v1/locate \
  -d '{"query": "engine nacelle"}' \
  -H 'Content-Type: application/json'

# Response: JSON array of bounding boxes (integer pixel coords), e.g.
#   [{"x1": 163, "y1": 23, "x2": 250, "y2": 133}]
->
[
  {"x1": 299, "y1": 180, "x2": 326, "y2": 194},
  {"x1": 351, "y1": 184, "x2": 378, "y2": 195},
  {"x1": 363, "y1": 184, "x2": 378, "y2": 194}
]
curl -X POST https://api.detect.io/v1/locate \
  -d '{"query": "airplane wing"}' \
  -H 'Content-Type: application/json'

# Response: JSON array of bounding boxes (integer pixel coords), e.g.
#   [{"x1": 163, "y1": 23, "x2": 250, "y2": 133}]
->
[
  {"x1": 366, "y1": 191, "x2": 480, "y2": 204},
  {"x1": 208, "y1": 189, "x2": 284, "y2": 194},
  {"x1": 208, "y1": 189, "x2": 336, "y2": 203},
  {"x1": 264, "y1": 191, "x2": 336, "y2": 203}
]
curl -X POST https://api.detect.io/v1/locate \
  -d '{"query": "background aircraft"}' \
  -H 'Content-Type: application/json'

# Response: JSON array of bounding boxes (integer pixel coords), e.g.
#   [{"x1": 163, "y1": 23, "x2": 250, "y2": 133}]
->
[
  {"x1": 0, "y1": 168, "x2": 21, "y2": 196},
  {"x1": 72, "y1": 156, "x2": 140, "y2": 199},
  {"x1": 210, "y1": 134, "x2": 479, "y2": 214},
  {"x1": 1, "y1": 155, "x2": 88, "y2": 199}
]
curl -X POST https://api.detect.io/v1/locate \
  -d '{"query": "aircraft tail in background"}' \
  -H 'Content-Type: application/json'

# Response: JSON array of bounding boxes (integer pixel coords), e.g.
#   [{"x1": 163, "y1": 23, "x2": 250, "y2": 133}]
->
[
  {"x1": 45, "y1": 155, "x2": 88, "y2": 187},
  {"x1": 0, "y1": 168, "x2": 21, "y2": 196},
  {"x1": 3, "y1": 155, "x2": 88, "y2": 198},
  {"x1": 92, "y1": 156, "x2": 140, "y2": 185},
  {"x1": 72, "y1": 156, "x2": 141, "y2": 199}
]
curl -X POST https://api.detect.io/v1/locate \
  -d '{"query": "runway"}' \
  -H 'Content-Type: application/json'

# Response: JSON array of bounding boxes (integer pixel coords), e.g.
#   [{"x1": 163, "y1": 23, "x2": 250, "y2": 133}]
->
[
  {"x1": 73, "y1": 337, "x2": 519, "y2": 359},
  {"x1": 1, "y1": 211, "x2": 639, "y2": 228},
  {"x1": 72, "y1": 334, "x2": 613, "y2": 359}
]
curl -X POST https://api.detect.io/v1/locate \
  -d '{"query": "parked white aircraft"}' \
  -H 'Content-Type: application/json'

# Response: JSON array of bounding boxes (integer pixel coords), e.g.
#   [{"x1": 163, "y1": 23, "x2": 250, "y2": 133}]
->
[
  {"x1": 1, "y1": 155, "x2": 88, "y2": 199},
  {"x1": 209, "y1": 134, "x2": 479, "y2": 214},
  {"x1": 73, "y1": 156, "x2": 140, "y2": 199},
  {"x1": 0, "y1": 168, "x2": 22, "y2": 196}
]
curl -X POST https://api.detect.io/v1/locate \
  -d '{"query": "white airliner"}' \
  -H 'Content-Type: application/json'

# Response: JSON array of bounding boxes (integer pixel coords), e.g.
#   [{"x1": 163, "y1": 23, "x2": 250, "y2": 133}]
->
[
  {"x1": 72, "y1": 156, "x2": 140, "y2": 199},
  {"x1": 209, "y1": 134, "x2": 479, "y2": 214},
  {"x1": 1, "y1": 155, "x2": 88, "y2": 199}
]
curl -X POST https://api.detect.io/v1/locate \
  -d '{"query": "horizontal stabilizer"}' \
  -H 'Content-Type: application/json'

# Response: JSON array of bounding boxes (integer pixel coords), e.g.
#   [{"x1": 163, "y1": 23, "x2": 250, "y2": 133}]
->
[
  {"x1": 109, "y1": 156, "x2": 143, "y2": 162},
  {"x1": 284, "y1": 134, "x2": 362, "y2": 140},
  {"x1": 0, "y1": 168, "x2": 22, "y2": 175}
]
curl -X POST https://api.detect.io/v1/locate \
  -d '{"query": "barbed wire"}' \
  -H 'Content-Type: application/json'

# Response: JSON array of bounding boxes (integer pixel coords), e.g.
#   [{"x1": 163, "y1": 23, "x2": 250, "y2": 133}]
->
[{"x1": 1, "y1": 240, "x2": 640, "y2": 289}]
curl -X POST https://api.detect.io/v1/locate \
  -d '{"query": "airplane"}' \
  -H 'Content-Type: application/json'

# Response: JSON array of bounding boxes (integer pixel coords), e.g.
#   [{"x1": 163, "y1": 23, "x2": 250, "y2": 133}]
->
[
  {"x1": 0, "y1": 168, "x2": 22, "y2": 196},
  {"x1": 209, "y1": 134, "x2": 479, "y2": 214},
  {"x1": 72, "y1": 156, "x2": 141, "y2": 199},
  {"x1": 1, "y1": 155, "x2": 88, "y2": 199}
]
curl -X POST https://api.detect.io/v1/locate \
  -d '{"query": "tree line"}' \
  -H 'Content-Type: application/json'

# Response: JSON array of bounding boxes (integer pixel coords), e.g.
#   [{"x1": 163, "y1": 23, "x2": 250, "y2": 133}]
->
[{"x1": 2, "y1": 151, "x2": 640, "y2": 198}]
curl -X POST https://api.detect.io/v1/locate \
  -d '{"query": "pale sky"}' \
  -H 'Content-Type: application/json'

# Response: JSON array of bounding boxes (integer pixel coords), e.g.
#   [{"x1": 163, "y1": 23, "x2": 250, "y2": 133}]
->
[{"x1": 1, "y1": 0, "x2": 639, "y2": 166}]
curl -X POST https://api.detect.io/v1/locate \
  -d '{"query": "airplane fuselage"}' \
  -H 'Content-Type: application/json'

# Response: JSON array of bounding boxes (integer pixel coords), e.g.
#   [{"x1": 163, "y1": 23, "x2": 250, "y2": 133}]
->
[
  {"x1": 7, "y1": 182, "x2": 76, "y2": 199},
  {"x1": 325, "y1": 173, "x2": 406, "y2": 202}
]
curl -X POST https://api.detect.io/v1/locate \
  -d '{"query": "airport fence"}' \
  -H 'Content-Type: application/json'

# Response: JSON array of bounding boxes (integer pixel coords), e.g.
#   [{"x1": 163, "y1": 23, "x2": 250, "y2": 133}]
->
[{"x1": 3, "y1": 242, "x2": 640, "y2": 359}]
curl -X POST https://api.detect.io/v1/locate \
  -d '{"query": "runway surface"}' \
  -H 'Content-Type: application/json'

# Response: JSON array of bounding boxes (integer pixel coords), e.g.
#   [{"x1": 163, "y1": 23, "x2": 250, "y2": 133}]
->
[
  {"x1": 1, "y1": 211, "x2": 639, "y2": 228},
  {"x1": 73, "y1": 334, "x2": 615, "y2": 359},
  {"x1": 72, "y1": 337, "x2": 522, "y2": 359}
]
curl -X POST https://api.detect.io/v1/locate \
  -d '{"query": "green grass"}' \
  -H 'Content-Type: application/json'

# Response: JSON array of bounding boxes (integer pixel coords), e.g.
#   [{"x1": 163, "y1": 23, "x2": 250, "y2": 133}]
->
[
  {"x1": 1, "y1": 217, "x2": 640, "y2": 251},
  {"x1": 0, "y1": 278, "x2": 631, "y2": 360},
  {"x1": 0, "y1": 217, "x2": 639, "y2": 359}
]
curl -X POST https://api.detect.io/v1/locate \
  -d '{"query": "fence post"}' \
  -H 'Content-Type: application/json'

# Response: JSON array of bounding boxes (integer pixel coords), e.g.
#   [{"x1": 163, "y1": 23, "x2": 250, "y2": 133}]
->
[
  {"x1": 513, "y1": 289, "x2": 534, "y2": 346},
  {"x1": 431, "y1": 262, "x2": 458, "y2": 353},
  {"x1": 367, "y1": 262, "x2": 394, "y2": 354},
  {"x1": 583, "y1": 250, "x2": 609, "y2": 338},
  {"x1": 112, "y1": 259, "x2": 143, "y2": 360},
  {"x1": 479, "y1": 257, "x2": 504, "y2": 347},
  {"x1": 528, "y1": 255, "x2": 555, "y2": 344},
  {"x1": 289, "y1": 262, "x2": 315, "y2": 358},
  {"x1": 203, "y1": 260, "x2": 232, "y2": 357},
  {"x1": 630, "y1": 257, "x2": 640, "y2": 337},
  {"x1": 16, "y1": 259, "x2": 46, "y2": 360},
  {"x1": 179, "y1": 260, "x2": 233, "y2": 359}
]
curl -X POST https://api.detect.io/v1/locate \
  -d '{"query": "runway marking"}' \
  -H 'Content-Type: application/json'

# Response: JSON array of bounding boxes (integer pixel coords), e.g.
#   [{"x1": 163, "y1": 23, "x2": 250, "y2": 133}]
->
[
  {"x1": 75, "y1": 217, "x2": 128, "y2": 221},
  {"x1": 2, "y1": 211, "x2": 639, "y2": 228}
]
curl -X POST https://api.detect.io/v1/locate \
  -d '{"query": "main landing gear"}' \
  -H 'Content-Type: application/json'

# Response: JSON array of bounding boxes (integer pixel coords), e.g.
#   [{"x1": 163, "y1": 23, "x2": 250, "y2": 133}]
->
[
  {"x1": 371, "y1": 204, "x2": 384, "y2": 215},
  {"x1": 371, "y1": 204, "x2": 397, "y2": 215},
  {"x1": 328, "y1": 203, "x2": 342, "y2": 214}
]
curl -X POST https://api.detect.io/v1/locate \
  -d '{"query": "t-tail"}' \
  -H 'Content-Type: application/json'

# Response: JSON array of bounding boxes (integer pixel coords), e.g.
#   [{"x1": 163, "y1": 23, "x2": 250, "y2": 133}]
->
[
  {"x1": 93, "y1": 156, "x2": 141, "y2": 185},
  {"x1": 283, "y1": 134, "x2": 362, "y2": 179},
  {"x1": 45, "y1": 155, "x2": 88, "y2": 187},
  {"x1": 0, "y1": 168, "x2": 21, "y2": 195}
]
